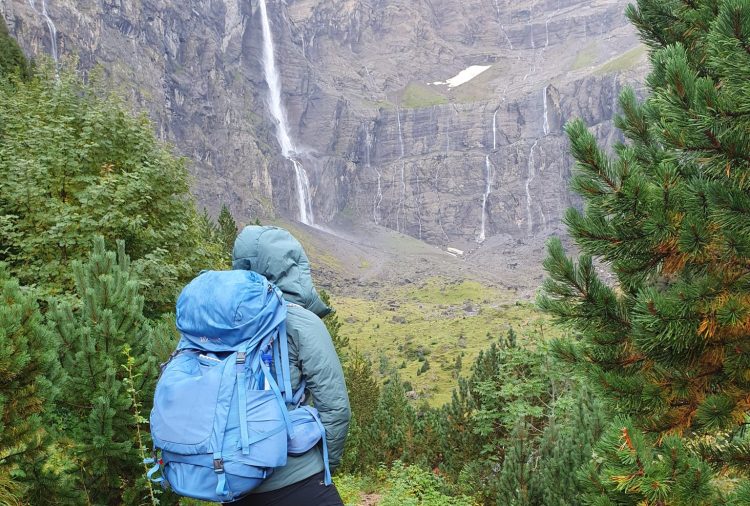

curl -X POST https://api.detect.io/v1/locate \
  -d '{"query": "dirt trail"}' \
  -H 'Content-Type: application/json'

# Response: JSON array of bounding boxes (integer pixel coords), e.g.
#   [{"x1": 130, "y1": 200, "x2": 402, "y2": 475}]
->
[{"x1": 359, "y1": 493, "x2": 381, "y2": 506}]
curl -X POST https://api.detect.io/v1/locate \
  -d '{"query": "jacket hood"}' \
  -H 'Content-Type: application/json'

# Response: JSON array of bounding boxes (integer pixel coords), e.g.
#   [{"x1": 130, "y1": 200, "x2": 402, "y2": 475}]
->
[{"x1": 232, "y1": 225, "x2": 331, "y2": 317}]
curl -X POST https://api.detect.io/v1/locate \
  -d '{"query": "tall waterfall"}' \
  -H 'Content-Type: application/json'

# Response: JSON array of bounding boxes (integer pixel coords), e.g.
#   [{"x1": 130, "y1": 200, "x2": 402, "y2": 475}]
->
[
  {"x1": 28, "y1": 0, "x2": 59, "y2": 66},
  {"x1": 478, "y1": 155, "x2": 494, "y2": 243},
  {"x1": 259, "y1": 0, "x2": 314, "y2": 225}
]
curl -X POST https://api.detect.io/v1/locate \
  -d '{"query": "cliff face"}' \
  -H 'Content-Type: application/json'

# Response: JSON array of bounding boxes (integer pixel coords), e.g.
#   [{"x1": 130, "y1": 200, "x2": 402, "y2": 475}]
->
[{"x1": 2, "y1": 0, "x2": 647, "y2": 247}]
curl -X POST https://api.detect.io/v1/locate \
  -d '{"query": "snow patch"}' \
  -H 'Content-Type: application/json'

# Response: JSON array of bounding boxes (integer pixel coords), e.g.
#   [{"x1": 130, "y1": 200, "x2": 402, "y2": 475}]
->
[{"x1": 431, "y1": 65, "x2": 491, "y2": 88}]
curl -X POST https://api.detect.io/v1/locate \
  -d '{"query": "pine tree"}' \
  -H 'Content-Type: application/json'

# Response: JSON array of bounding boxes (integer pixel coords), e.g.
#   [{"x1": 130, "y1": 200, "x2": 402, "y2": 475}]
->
[
  {"x1": 0, "y1": 264, "x2": 63, "y2": 501},
  {"x1": 50, "y1": 237, "x2": 158, "y2": 502},
  {"x1": 433, "y1": 377, "x2": 478, "y2": 483},
  {"x1": 362, "y1": 373, "x2": 416, "y2": 468},
  {"x1": 320, "y1": 290, "x2": 349, "y2": 355},
  {"x1": 217, "y1": 203, "x2": 239, "y2": 259},
  {"x1": 495, "y1": 423, "x2": 533, "y2": 506},
  {"x1": 529, "y1": 389, "x2": 607, "y2": 506},
  {"x1": 539, "y1": 0, "x2": 750, "y2": 502},
  {"x1": 198, "y1": 207, "x2": 219, "y2": 242},
  {"x1": 577, "y1": 417, "x2": 721, "y2": 505},
  {"x1": 339, "y1": 351, "x2": 380, "y2": 473}
]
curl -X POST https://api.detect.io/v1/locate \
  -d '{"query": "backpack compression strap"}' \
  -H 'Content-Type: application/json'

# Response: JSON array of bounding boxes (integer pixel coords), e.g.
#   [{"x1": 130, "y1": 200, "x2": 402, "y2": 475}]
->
[
  {"x1": 301, "y1": 406, "x2": 332, "y2": 486},
  {"x1": 211, "y1": 351, "x2": 242, "y2": 497},
  {"x1": 272, "y1": 319, "x2": 293, "y2": 404}
]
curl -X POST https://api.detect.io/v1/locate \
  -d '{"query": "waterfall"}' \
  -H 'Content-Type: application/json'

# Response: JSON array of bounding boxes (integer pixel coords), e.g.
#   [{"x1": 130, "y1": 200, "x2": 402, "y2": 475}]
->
[
  {"x1": 415, "y1": 171, "x2": 423, "y2": 240},
  {"x1": 542, "y1": 86, "x2": 550, "y2": 136},
  {"x1": 525, "y1": 140, "x2": 539, "y2": 235},
  {"x1": 373, "y1": 167, "x2": 383, "y2": 224},
  {"x1": 493, "y1": 0, "x2": 513, "y2": 49},
  {"x1": 396, "y1": 108, "x2": 406, "y2": 232},
  {"x1": 366, "y1": 125, "x2": 383, "y2": 224},
  {"x1": 478, "y1": 155, "x2": 494, "y2": 243},
  {"x1": 445, "y1": 107, "x2": 455, "y2": 155},
  {"x1": 529, "y1": 1, "x2": 535, "y2": 50},
  {"x1": 396, "y1": 107, "x2": 406, "y2": 158},
  {"x1": 28, "y1": 0, "x2": 59, "y2": 67},
  {"x1": 259, "y1": 0, "x2": 314, "y2": 225},
  {"x1": 492, "y1": 109, "x2": 498, "y2": 150}
]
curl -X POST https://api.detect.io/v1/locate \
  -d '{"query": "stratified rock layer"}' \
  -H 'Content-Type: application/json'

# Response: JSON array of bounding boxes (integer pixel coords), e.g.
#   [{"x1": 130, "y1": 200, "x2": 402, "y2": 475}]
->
[{"x1": 3, "y1": 0, "x2": 646, "y2": 247}]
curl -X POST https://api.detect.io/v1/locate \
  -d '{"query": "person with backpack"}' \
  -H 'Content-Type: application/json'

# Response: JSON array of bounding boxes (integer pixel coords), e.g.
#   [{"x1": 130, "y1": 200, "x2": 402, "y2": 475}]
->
[
  {"x1": 228, "y1": 225, "x2": 351, "y2": 505},
  {"x1": 146, "y1": 225, "x2": 350, "y2": 505}
]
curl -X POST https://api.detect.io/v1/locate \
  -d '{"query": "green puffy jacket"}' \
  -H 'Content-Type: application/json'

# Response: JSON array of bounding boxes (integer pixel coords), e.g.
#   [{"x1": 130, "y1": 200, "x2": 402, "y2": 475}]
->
[{"x1": 232, "y1": 225, "x2": 351, "y2": 493}]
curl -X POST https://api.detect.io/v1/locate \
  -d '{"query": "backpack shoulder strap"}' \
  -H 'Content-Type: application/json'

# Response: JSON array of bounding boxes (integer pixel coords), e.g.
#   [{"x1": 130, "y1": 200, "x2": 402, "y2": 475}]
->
[{"x1": 274, "y1": 319, "x2": 293, "y2": 404}]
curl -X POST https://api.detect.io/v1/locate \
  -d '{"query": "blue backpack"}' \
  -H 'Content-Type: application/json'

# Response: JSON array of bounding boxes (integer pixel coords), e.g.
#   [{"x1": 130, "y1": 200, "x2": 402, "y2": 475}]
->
[{"x1": 145, "y1": 270, "x2": 331, "y2": 502}]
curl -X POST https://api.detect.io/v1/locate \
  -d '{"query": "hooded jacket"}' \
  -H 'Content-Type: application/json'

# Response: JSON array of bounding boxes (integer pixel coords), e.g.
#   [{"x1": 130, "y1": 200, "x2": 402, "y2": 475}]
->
[{"x1": 232, "y1": 225, "x2": 351, "y2": 493}]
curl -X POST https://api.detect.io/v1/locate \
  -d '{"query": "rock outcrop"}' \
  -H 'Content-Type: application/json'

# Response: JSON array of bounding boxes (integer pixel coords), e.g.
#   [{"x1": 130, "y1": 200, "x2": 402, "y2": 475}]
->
[{"x1": 2, "y1": 0, "x2": 647, "y2": 247}]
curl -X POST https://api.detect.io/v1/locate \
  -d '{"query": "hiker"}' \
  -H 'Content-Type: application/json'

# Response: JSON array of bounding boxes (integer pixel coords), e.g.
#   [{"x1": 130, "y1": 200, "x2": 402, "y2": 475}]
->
[{"x1": 228, "y1": 225, "x2": 351, "y2": 505}]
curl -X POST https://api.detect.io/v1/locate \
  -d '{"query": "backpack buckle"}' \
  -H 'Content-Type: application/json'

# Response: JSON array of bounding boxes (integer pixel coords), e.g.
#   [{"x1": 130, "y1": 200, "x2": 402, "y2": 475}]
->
[
  {"x1": 236, "y1": 352, "x2": 246, "y2": 364},
  {"x1": 213, "y1": 458, "x2": 225, "y2": 474}
]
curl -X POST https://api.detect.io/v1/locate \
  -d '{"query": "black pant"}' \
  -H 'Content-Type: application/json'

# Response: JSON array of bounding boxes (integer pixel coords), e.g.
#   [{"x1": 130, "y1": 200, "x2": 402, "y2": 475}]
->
[{"x1": 226, "y1": 472, "x2": 344, "y2": 506}]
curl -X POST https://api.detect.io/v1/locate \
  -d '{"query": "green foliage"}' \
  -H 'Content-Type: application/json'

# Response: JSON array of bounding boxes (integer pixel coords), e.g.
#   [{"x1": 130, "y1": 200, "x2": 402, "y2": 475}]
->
[
  {"x1": 378, "y1": 461, "x2": 476, "y2": 506},
  {"x1": 435, "y1": 342, "x2": 551, "y2": 502},
  {"x1": 333, "y1": 473, "x2": 369, "y2": 506},
  {"x1": 0, "y1": 264, "x2": 62, "y2": 501},
  {"x1": 0, "y1": 64, "x2": 224, "y2": 313},
  {"x1": 217, "y1": 204, "x2": 239, "y2": 260},
  {"x1": 336, "y1": 279, "x2": 557, "y2": 405},
  {"x1": 495, "y1": 423, "x2": 533, "y2": 506},
  {"x1": 356, "y1": 373, "x2": 417, "y2": 471},
  {"x1": 540, "y1": 0, "x2": 750, "y2": 502},
  {"x1": 121, "y1": 344, "x2": 162, "y2": 505},
  {"x1": 321, "y1": 290, "x2": 350, "y2": 355},
  {"x1": 0, "y1": 18, "x2": 31, "y2": 80},
  {"x1": 340, "y1": 351, "x2": 381, "y2": 473},
  {"x1": 579, "y1": 417, "x2": 720, "y2": 505},
  {"x1": 417, "y1": 359, "x2": 430, "y2": 375},
  {"x1": 530, "y1": 389, "x2": 607, "y2": 506},
  {"x1": 50, "y1": 237, "x2": 158, "y2": 503}
]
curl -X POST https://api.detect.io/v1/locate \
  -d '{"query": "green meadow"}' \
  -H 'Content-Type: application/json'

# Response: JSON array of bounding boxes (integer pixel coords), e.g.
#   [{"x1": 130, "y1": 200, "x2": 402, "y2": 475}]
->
[{"x1": 333, "y1": 277, "x2": 561, "y2": 406}]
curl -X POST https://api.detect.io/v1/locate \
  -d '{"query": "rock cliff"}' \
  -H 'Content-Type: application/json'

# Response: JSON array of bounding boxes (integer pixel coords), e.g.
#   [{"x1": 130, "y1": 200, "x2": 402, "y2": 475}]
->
[{"x1": 2, "y1": 0, "x2": 647, "y2": 247}]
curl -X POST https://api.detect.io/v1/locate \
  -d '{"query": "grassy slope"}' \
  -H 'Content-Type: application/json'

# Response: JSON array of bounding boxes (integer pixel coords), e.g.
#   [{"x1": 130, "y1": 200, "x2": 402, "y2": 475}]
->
[
  {"x1": 271, "y1": 220, "x2": 560, "y2": 406},
  {"x1": 333, "y1": 277, "x2": 560, "y2": 406}
]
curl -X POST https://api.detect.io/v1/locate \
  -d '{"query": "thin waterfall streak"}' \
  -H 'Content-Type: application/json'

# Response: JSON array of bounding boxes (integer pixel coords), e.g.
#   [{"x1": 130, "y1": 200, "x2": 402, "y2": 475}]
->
[
  {"x1": 373, "y1": 167, "x2": 383, "y2": 224},
  {"x1": 606, "y1": 74, "x2": 619, "y2": 148},
  {"x1": 542, "y1": 86, "x2": 550, "y2": 136},
  {"x1": 492, "y1": 110, "x2": 498, "y2": 150},
  {"x1": 529, "y1": 1, "x2": 535, "y2": 50},
  {"x1": 41, "y1": 0, "x2": 58, "y2": 65},
  {"x1": 445, "y1": 109, "x2": 450, "y2": 155},
  {"x1": 493, "y1": 0, "x2": 513, "y2": 50},
  {"x1": 478, "y1": 155, "x2": 494, "y2": 243},
  {"x1": 396, "y1": 107, "x2": 405, "y2": 158},
  {"x1": 259, "y1": 0, "x2": 313, "y2": 225},
  {"x1": 396, "y1": 108, "x2": 406, "y2": 232},
  {"x1": 415, "y1": 172, "x2": 423, "y2": 240},
  {"x1": 365, "y1": 128, "x2": 372, "y2": 168},
  {"x1": 525, "y1": 140, "x2": 539, "y2": 235},
  {"x1": 366, "y1": 126, "x2": 383, "y2": 224}
]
